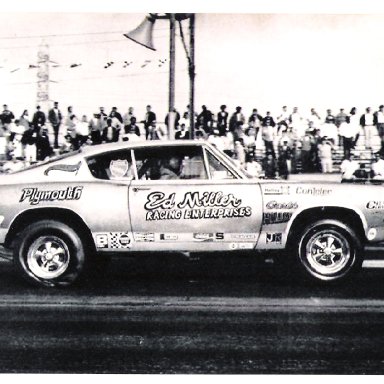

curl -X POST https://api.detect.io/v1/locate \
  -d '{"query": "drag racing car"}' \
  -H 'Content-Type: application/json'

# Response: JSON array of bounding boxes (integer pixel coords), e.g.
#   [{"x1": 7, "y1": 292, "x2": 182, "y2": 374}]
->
[{"x1": 0, "y1": 140, "x2": 384, "y2": 287}]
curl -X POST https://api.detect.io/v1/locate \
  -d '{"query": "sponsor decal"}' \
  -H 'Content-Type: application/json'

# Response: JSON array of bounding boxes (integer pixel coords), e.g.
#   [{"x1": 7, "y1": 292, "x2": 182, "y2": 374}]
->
[
  {"x1": 366, "y1": 201, "x2": 384, "y2": 209},
  {"x1": 266, "y1": 232, "x2": 282, "y2": 244},
  {"x1": 193, "y1": 233, "x2": 214, "y2": 242},
  {"x1": 134, "y1": 232, "x2": 155, "y2": 242},
  {"x1": 118, "y1": 234, "x2": 131, "y2": 246},
  {"x1": 296, "y1": 186, "x2": 332, "y2": 196},
  {"x1": 160, "y1": 233, "x2": 179, "y2": 241},
  {"x1": 144, "y1": 191, "x2": 252, "y2": 221},
  {"x1": 266, "y1": 200, "x2": 298, "y2": 210},
  {"x1": 230, "y1": 234, "x2": 257, "y2": 240},
  {"x1": 20, "y1": 186, "x2": 83, "y2": 205},
  {"x1": 229, "y1": 243, "x2": 253, "y2": 250},
  {"x1": 95, "y1": 234, "x2": 109, "y2": 249},
  {"x1": 263, "y1": 186, "x2": 290, "y2": 195},
  {"x1": 95, "y1": 232, "x2": 132, "y2": 249},
  {"x1": 262, "y1": 212, "x2": 292, "y2": 225},
  {"x1": 238, "y1": 243, "x2": 254, "y2": 250},
  {"x1": 110, "y1": 160, "x2": 129, "y2": 178},
  {"x1": 192, "y1": 233, "x2": 224, "y2": 242},
  {"x1": 44, "y1": 161, "x2": 82, "y2": 176},
  {"x1": 109, "y1": 232, "x2": 131, "y2": 249}
]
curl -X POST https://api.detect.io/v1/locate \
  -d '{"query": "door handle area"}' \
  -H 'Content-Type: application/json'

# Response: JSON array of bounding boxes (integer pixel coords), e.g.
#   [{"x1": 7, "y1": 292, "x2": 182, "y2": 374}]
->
[{"x1": 132, "y1": 187, "x2": 151, "y2": 192}]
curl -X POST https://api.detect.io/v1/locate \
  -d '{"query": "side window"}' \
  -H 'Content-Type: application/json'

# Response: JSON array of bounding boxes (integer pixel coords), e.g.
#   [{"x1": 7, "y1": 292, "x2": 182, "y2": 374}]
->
[
  {"x1": 181, "y1": 156, "x2": 206, "y2": 179},
  {"x1": 206, "y1": 150, "x2": 236, "y2": 180},
  {"x1": 86, "y1": 150, "x2": 134, "y2": 180},
  {"x1": 134, "y1": 146, "x2": 208, "y2": 180}
]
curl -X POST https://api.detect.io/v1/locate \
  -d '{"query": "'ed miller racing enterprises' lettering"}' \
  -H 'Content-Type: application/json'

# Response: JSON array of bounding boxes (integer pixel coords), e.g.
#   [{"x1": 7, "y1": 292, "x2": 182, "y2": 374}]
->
[{"x1": 144, "y1": 191, "x2": 252, "y2": 221}]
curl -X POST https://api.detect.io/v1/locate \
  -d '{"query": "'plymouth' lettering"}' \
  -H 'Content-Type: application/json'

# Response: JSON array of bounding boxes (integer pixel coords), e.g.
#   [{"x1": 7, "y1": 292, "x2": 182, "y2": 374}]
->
[{"x1": 20, "y1": 186, "x2": 83, "y2": 205}]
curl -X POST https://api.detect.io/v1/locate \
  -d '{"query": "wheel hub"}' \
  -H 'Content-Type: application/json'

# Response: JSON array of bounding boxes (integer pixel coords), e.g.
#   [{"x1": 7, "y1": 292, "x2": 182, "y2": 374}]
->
[
  {"x1": 305, "y1": 229, "x2": 351, "y2": 276},
  {"x1": 27, "y1": 236, "x2": 70, "y2": 279}
]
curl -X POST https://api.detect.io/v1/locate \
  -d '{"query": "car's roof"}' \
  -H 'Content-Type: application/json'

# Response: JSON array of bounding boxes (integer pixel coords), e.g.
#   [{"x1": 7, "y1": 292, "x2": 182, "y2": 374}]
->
[{"x1": 79, "y1": 139, "x2": 208, "y2": 157}]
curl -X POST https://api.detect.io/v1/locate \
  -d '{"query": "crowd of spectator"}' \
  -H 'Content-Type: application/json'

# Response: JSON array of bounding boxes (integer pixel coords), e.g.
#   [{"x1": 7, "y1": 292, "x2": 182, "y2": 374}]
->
[{"x1": 1, "y1": 101, "x2": 384, "y2": 179}]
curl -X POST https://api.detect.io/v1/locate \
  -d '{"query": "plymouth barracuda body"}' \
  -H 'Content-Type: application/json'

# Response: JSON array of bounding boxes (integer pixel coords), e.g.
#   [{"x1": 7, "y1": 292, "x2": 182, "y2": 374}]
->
[{"x1": 0, "y1": 140, "x2": 383, "y2": 287}]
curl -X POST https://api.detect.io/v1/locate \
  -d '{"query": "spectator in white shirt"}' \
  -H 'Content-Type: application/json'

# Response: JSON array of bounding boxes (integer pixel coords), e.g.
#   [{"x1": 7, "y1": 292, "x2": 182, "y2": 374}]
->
[
  {"x1": 318, "y1": 138, "x2": 333, "y2": 173},
  {"x1": 243, "y1": 126, "x2": 257, "y2": 156},
  {"x1": 148, "y1": 121, "x2": 165, "y2": 141},
  {"x1": 9, "y1": 119, "x2": 25, "y2": 159},
  {"x1": 320, "y1": 119, "x2": 338, "y2": 146},
  {"x1": 375, "y1": 105, "x2": 384, "y2": 151},
  {"x1": 290, "y1": 107, "x2": 305, "y2": 139},
  {"x1": 76, "y1": 115, "x2": 90, "y2": 147},
  {"x1": 178, "y1": 112, "x2": 190, "y2": 134},
  {"x1": 234, "y1": 140, "x2": 246, "y2": 166},
  {"x1": 64, "y1": 106, "x2": 75, "y2": 137},
  {"x1": 0, "y1": 125, "x2": 6, "y2": 161},
  {"x1": 123, "y1": 107, "x2": 135, "y2": 127},
  {"x1": 339, "y1": 110, "x2": 360, "y2": 159},
  {"x1": 371, "y1": 151, "x2": 384, "y2": 179},
  {"x1": 340, "y1": 153, "x2": 359, "y2": 181},
  {"x1": 208, "y1": 129, "x2": 226, "y2": 152},
  {"x1": 360, "y1": 107, "x2": 376, "y2": 149},
  {"x1": 307, "y1": 108, "x2": 322, "y2": 130},
  {"x1": 245, "y1": 152, "x2": 263, "y2": 178},
  {"x1": 222, "y1": 131, "x2": 234, "y2": 156},
  {"x1": 277, "y1": 105, "x2": 290, "y2": 132}
]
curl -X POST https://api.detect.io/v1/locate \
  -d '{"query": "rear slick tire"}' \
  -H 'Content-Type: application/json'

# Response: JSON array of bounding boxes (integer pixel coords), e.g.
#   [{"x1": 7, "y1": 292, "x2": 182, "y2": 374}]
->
[{"x1": 13, "y1": 220, "x2": 86, "y2": 287}]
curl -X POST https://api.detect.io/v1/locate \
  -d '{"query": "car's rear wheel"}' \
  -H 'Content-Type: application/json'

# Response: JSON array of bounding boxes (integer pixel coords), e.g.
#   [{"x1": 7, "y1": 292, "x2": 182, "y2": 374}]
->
[
  {"x1": 292, "y1": 219, "x2": 363, "y2": 283},
  {"x1": 13, "y1": 220, "x2": 86, "y2": 287}
]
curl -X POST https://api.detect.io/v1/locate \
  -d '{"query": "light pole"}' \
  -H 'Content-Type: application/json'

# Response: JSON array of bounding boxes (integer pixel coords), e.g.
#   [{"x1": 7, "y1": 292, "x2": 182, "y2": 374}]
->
[
  {"x1": 188, "y1": 14, "x2": 195, "y2": 140},
  {"x1": 168, "y1": 13, "x2": 176, "y2": 116},
  {"x1": 124, "y1": 13, "x2": 195, "y2": 140}
]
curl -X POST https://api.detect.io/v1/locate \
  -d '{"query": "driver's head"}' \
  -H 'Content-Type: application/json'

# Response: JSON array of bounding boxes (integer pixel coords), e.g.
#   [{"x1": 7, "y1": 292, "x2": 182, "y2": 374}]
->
[{"x1": 168, "y1": 156, "x2": 181, "y2": 171}]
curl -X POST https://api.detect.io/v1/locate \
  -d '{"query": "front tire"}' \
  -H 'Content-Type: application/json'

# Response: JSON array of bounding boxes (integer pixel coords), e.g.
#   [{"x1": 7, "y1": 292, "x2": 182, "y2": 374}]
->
[
  {"x1": 13, "y1": 220, "x2": 86, "y2": 287},
  {"x1": 292, "y1": 219, "x2": 363, "y2": 283}
]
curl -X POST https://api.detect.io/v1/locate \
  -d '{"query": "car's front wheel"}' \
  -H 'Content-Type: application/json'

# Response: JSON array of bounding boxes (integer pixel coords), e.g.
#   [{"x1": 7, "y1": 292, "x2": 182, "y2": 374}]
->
[
  {"x1": 13, "y1": 220, "x2": 86, "y2": 287},
  {"x1": 292, "y1": 219, "x2": 363, "y2": 283}
]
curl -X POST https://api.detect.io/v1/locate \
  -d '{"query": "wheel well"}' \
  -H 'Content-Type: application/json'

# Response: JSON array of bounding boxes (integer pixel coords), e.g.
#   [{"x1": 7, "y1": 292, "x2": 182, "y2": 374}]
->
[
  {"x1": 5, "y1": 208, "x2": 95, "y2": 251},
  {"x1": 288, "y1": 207, "x2": 366, "y2": 245}
]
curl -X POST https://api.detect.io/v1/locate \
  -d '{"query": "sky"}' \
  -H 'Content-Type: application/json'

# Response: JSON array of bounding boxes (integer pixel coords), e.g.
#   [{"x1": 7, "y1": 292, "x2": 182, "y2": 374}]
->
[{"x1": 1, "y1": 1, "x2": 384, "y2": 121}]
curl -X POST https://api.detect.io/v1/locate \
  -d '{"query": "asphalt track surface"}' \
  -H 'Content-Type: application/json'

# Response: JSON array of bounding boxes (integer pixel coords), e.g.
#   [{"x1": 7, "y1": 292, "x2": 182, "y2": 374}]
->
[{"x1": 0, "y1": 251, "x2": 384, "y2": 374}]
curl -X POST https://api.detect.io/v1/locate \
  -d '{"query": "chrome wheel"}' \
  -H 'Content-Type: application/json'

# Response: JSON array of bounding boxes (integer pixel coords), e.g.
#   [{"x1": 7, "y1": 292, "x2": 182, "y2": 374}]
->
[
  {"x1": 27, "y1": 236, "x2": 70, "y2": 279},
  {"x1": 304, "y1": 229, "x2": 350, "y2": 276}
]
